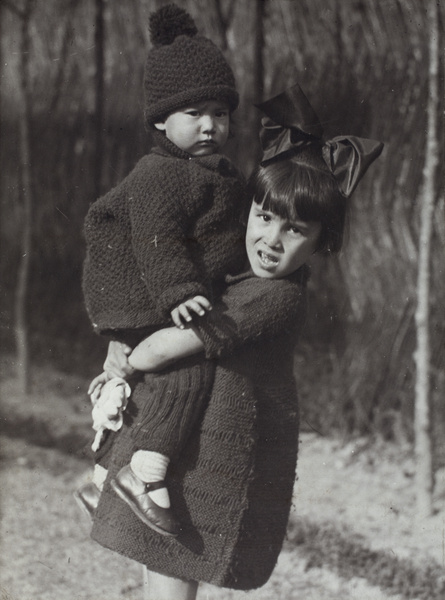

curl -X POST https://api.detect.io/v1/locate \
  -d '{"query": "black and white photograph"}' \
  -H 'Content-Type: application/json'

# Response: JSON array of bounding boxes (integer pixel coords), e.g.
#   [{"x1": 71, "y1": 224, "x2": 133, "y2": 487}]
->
[{"x1": 0, "y1": 1, "x2": 443, "y2": 598}]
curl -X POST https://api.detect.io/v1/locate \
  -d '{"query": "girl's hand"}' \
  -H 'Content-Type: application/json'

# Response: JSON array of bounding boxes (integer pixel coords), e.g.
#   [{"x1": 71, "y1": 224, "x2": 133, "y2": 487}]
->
[
  {"x1": 103, "y1": 341, "x2": 136, "y2": 378},
  {"x1": 171, "y1": 295, "x2": 212, "y2": 329}
]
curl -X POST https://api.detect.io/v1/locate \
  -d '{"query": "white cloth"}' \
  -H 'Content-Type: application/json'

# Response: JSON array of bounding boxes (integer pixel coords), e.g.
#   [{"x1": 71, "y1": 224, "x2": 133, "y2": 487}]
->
[{"x1": 90, "y1": 377, "x2": 131, "y2": 451}]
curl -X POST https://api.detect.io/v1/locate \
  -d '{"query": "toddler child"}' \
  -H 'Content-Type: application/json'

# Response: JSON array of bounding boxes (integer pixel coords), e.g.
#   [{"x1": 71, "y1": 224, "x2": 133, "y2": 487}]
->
[{"x1": 76, "y1": 4, "x2": 247, "y2": 536}]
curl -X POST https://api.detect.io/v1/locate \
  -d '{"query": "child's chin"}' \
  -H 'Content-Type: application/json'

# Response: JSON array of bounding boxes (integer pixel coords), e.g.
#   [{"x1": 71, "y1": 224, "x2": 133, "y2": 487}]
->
[
  {"x1": 191, "y1": 148, "x2": 218, "y2": 157},
  {"x1": 251, "y1": 264, "x2": 277, "y2": 279}
]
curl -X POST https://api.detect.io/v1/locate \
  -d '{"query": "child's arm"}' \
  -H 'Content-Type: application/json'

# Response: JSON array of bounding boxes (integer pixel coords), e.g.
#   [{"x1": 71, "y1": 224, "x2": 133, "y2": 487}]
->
[
  {"x1": 128, "y1": 275, "x2": 306, "y2": 370},
  {"x1": 129, "y1": 165, "x2": 211, "y2": 320},
  {"x1": 128, "y1": 326, "x2": 204, "y2": 372},
  {"x1": 194, "y1": 274, "x2": 308, "y2": 360}
]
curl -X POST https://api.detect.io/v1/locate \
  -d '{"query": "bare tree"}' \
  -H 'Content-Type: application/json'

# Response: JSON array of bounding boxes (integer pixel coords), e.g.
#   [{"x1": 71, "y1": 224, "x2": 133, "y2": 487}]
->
[
  {"x1": 414, "y1": 0, "x2": 440, "y2": 517},
  {"x1": 252, "y1": 0, "x2": 265, "y2": 105},
  {"x1": 2, "y1": 0, "x2": 36, "y2": 393},
  {"x1": 195, "y1": 0, "x2": 235, "y2": 51},
  {"x1": 94, "y1": 0, "x2": 105, "y2": 199},
  {"x1": 46, "y1": 0, "x2": 78, "y2": 119}
]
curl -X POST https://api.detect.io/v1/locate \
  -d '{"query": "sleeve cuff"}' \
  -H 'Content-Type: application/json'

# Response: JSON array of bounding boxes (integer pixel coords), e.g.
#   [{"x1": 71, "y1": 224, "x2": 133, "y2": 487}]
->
[{"x1": 156, "y1": 282, "x2": 209, "y2": 320}]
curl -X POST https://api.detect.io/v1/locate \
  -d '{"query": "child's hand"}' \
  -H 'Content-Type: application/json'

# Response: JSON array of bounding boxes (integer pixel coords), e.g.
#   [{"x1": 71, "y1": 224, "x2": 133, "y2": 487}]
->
[
  {"x1": 103, "y1": 341, "x2": 136, "y2": 378},
  {"x1": 171, "y1": 295, "x2": 212, "y2": 329}
]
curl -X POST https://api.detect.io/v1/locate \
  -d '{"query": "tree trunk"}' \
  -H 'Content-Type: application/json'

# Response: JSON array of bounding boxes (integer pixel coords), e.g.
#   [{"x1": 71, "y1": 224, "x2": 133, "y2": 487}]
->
[
  {"x1": 244, "y1": 0, "x2": 265, "y2": 173},
  {"x1": 414, "y1": 0, "x2": 439, "y2": 518},
  {"x1": 94, "y1": 0, "x2": 105, "y2": 199},
  {"x1": 15, "y1": 0, "x2": 35, "y2": 394}
]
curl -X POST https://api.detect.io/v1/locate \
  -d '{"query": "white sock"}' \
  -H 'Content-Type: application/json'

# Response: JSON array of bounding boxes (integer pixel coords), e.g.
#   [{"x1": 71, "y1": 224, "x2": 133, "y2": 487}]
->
[
  {"x1": 131, "y1": 450, "x2": 170, "y2": 509},
  {"x1": 92, "y1": 464, "x2": 108, "y2": 491}
]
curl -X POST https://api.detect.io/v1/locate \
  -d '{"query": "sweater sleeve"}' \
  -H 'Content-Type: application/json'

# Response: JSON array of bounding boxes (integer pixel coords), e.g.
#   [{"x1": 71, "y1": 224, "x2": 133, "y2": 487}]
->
[
  {"x1": 128, "y1": 158, "x2": 209, "y2": 319},
  {"x1": 194, "y1": 275, "x2": 307, "y2": 359}
]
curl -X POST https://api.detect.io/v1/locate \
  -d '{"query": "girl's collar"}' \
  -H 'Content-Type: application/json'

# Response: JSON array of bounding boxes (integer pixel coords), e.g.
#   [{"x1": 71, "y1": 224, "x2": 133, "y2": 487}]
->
[{"x1": 226, "y1": 264, "x2": 311, "y2": 286}]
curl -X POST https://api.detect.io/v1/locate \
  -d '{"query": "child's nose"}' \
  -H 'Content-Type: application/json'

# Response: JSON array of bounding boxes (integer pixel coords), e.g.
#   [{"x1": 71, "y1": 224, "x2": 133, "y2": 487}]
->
[
  {"x1": 200, "y1": 115, "x2": 216, "y2": 133},
  {"x1": 265, "y1": 227, "x2": 282, "y2": 249}
]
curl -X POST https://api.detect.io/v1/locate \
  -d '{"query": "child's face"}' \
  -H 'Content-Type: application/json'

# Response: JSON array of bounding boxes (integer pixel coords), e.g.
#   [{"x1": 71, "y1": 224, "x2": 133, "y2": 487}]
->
[
  {"x1": 154, "y1": 100, "x2": 230, "y2": 156},
  {"x1": 245, "y1": 202, "x2": 322, "y2": 279}
]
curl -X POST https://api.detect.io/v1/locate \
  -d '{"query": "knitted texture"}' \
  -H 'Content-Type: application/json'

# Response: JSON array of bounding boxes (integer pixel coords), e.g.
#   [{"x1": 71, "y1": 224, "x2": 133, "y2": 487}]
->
[
  {"x1": 144, "y1": 4, "x2": 238, "y2": 126},
  {"x1": 128, "y1": 356, "x2": 215, "y2": 459},
  {"x1": 91, "y1": 270, "x2": 307, "y2": 589},
  {"x1": 82, "y1": 135, "x2": 247, "y2": 335}
]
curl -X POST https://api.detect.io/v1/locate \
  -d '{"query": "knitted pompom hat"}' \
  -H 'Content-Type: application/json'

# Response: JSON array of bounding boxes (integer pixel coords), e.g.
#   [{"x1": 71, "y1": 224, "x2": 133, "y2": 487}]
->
[{"x1": 144, "y1": 4, "x2": 239, "y2": 127}]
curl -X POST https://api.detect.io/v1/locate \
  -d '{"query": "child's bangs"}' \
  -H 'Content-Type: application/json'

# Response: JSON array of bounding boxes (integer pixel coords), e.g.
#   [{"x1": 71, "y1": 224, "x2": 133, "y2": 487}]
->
[
  {"x1": 259, "y1": 162, "x2": 334, "y2": 224},
  {"x1": 260, "y1": 188, "x2": 298, "y2": 222}
]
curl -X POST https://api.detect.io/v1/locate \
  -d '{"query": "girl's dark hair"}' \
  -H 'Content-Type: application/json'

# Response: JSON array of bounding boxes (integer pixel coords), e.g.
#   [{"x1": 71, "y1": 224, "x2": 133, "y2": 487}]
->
[{"x1": 247, "y1": 143, "x2": 349, "y2": 254}]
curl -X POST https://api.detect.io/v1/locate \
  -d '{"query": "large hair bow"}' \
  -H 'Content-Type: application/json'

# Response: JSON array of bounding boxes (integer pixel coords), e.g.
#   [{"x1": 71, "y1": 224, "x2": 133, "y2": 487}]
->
[{"x1": 256, "y1": 84, "x2": 384, "y2": 197}]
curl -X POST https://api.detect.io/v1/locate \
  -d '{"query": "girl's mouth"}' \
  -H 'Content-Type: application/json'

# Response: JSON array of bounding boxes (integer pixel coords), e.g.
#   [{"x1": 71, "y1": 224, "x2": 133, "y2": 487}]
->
[{"x1": 258, "y1": 250, "x2": 278, "y2": 266}]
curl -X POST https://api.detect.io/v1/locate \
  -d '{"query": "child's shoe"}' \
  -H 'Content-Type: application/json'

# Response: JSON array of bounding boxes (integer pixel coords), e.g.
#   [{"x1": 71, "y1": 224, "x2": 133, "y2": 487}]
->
[
  {"x1": 74, "y1": 482, "x2": 101, "y2": 518},
  {"x1": 111, "y1": 465, "x2": 180, "y2": 537}
]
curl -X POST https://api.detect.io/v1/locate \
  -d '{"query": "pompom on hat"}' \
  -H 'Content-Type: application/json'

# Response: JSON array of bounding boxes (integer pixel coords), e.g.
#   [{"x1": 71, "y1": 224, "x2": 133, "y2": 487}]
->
[{"x1": 144, "y1": 4, "x2": 239, "y2": 127}]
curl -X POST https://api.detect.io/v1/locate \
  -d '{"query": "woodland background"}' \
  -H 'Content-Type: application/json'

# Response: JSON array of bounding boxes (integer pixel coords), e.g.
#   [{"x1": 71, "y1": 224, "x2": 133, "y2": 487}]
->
[{"x1": 0, "y1": 0, "x2": 444, "y2": 455}]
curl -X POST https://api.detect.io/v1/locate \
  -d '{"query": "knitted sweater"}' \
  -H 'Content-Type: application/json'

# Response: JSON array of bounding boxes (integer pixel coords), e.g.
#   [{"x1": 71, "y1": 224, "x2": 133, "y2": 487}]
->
[
  {"x1": 91, "y1": 267, "x2": 308, "y2": 590},
  {"x1": 82, "y1": 133, "x2": 246, "y2": 337}
]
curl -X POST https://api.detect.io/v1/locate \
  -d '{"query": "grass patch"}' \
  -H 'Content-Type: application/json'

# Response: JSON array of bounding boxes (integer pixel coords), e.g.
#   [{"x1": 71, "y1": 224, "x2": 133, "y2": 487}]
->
[{"x1": 287, "y1": 518, "x2": 445, "y2": 600}]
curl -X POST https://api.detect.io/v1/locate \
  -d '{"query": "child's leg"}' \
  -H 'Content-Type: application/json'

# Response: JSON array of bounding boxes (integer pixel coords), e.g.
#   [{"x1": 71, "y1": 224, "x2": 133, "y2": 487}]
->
[
  {"x1": 129, "y1": 361, "x2": 215, "y2": 459},
  {"x1": 74, "y1": 464, "x2": 106, "y2": 518},
  {"x1": 143, "y1": 567, "x2": 198, "y2": 600},
  {"x1": 92, "y1": 463, "x2": 108, "y2": 491},
  {"x1": 130, "y1": 450, "x2": 170, "y2": 507},
  {"x1": 74, "y1": 449, "x2": 111, "y2": 518},
  {"x1": 111, "y1": 458, "x2": 180, "y2": 537},
  {"x1": 112, "y1": 362, "x2": 214, "y2": 535}
]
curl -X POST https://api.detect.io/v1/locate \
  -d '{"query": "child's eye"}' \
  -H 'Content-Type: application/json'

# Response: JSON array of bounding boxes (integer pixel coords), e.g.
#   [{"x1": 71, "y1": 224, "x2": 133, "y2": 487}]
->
[
  {"x1": 289, "y1": 225, "x2": 301, "y2": 234},
  {"x1": 186, "y1": 110, "x2": 200, "y2": 117},
  {"x1": 259, "y1": 213, "x2": 271, "y2": 222},
  {"x1": 215, "y1": 110, "x2": 228, "y2": 118}
]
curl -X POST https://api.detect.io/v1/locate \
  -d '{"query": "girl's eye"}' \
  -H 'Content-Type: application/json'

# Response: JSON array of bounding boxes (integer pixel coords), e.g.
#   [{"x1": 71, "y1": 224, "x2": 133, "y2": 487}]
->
[
  {"x1": 290, "y1": 226, "x2": 301, "y2": 234},
  {"x1": 259, "y1": 214, "x2": 271, "y2": 222}
]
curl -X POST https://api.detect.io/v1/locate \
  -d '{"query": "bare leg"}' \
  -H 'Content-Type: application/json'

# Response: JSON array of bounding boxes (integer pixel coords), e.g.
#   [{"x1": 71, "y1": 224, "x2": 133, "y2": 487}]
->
[{"x1": 143, "y1": 566, "x2": 198, "y2": 600}]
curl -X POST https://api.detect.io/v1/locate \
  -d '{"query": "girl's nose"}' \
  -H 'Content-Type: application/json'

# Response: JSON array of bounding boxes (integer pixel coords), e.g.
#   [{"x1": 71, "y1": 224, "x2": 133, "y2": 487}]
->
[{"x1": 265, "y1": 226, "x2": 282, "y2": 249}]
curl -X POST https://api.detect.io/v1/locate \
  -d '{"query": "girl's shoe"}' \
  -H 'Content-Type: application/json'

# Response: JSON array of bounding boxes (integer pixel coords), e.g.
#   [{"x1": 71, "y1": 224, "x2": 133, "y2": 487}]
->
[
  {"x1": 111, "y1": 465, "x2": 180, "y2": 537},
  {"x1": 74, "y1": 482, "x2": 101, "y2": 519}
]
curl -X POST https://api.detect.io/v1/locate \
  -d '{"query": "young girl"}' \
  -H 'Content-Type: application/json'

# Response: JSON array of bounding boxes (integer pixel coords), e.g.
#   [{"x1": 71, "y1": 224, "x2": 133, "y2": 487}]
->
[{"x1": 90, "y1": 84, "x2": 383, "y2": 599}]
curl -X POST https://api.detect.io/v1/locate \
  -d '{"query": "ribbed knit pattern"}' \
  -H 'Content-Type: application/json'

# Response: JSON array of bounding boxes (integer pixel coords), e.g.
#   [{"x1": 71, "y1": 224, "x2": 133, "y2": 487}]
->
[
  {"x1": 91, "y1": 269, "x2": 308, "y2": 590},
  {"x1": 144, "y1": 5, "x2": 238, "y2": 125},
  {"x1": 82, "y1": 135, "x2": 247, "y2": 335},
  {"x1": 128, "y1": 356, "x2": 215, "y2": 458}
]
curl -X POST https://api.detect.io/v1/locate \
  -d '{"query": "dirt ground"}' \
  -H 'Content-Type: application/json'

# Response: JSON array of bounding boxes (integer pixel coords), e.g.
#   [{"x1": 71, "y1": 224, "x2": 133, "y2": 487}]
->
[{"x1": 0, "y1": 362, "x2": 444, "y2": 600}]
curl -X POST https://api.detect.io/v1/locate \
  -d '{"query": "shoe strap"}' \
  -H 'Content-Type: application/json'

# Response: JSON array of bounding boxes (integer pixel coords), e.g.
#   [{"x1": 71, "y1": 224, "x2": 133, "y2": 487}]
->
[{"x1": 145, "y1": 480, "x2": 167, "y2": 492}]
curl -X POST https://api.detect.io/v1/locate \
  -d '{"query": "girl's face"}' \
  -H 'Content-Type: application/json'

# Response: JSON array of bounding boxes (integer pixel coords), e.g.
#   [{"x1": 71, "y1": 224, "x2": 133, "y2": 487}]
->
[
  {"x1": 154, "y1": 100, "x2": 230, "y2": 156},
  {"x1": 246, "y1": 202, "x2": 322, "y2": 279}
]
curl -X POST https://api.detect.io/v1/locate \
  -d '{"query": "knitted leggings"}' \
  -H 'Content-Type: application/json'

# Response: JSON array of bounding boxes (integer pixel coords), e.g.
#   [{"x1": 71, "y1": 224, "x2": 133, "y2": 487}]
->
[
  {"x1": 127, "y1": 357, "x2": 215, "y2": 459},
  {"x1": 95, "y1": 357, "x2": 215, "y2": 467}
]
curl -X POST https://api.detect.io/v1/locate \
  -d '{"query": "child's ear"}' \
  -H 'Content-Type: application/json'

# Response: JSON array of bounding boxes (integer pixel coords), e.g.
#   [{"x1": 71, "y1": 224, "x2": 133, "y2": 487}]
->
[{"x1": 154, "y1": 122, "x2": 166, "y2": 131}]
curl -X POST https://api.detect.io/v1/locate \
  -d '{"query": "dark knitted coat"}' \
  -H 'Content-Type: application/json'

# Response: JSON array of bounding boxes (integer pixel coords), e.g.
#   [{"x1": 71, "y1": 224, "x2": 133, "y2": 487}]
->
[
  {"x1": 83, "y1": 133, "x2": 246, "y2": 458},
  {"x1": 91, "y1": 268, "x2": 308, "y2": 590},
  {"x1": 82, "y1": 133, "x2": 246, "y2": 336}
]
